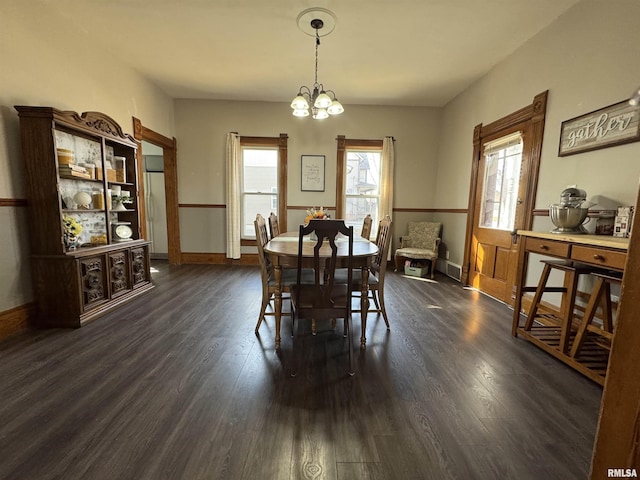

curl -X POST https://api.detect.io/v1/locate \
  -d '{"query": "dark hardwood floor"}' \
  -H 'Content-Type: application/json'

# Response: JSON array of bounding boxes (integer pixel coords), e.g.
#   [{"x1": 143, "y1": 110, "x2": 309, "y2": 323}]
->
[{"x1": 0, "y1": 262, "x2": 602, "y2": 480}]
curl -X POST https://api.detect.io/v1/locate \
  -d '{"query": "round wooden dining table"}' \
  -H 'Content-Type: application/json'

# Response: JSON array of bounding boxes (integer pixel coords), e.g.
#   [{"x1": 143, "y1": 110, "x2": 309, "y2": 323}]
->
[{"x1": 264, "y1": 231, "x2": 379, "y2": 350}]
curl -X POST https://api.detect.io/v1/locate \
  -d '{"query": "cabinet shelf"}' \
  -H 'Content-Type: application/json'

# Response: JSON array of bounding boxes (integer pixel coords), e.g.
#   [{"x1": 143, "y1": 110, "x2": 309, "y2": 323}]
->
[
  {"x1": 63, "y1": 208, "x2": 105, "y2": 214},
  {"x1": 60, "y1": 175, "x2": 104, "y2": 184},
  {"x1": 15, "y1": 105, "x2": 153, "y2": 328},
  {"x1": 107, "y1": 181, "x2": 134, "y2": 187}
]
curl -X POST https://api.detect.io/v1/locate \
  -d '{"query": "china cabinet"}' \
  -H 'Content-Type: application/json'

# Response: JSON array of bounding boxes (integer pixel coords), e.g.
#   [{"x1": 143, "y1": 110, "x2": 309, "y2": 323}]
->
[{"x1": 15, "y1": 106, "x2": 154, "y2": 327}]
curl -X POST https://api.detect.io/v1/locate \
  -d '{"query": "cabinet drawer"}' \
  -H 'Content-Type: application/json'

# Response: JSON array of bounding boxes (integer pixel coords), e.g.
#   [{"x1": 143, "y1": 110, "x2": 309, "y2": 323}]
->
[
  {"x1": 525, "y1": 237, "x2": 570, "y2": 257},
  {"x1": 571, "y1": 245, "x2": 626, "y2": 270}
]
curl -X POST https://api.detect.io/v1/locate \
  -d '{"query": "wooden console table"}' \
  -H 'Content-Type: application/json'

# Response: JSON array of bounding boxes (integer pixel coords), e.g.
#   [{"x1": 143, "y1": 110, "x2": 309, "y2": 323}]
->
[{"x1": 511, "y1": 230, "x2": 629, "y2": 385}]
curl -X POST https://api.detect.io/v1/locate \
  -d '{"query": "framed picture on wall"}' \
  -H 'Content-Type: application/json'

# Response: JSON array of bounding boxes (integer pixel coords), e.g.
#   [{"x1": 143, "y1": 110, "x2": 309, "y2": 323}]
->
[
  {"x1": 558, "y1": 99, "x2": 640, "y2": 156},
  {"x1": 301, "y1": 155, "x2": 325, "y2": 192}
]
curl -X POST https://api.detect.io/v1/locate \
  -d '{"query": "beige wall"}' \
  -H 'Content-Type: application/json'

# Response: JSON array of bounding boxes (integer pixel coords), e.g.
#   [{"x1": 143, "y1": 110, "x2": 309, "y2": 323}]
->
[
  {"x1": 174, "y1": 100, "x2": 441, "y2": 254},
  {"x1": 435, "y1": 0, "x2": 640, "y2": 267},
  {"x1": 0, "y1": 4, "x2": 175, "y2": 311},
  {"x1": 3, "y1": 0, "x2": 640, "y2": 316}
]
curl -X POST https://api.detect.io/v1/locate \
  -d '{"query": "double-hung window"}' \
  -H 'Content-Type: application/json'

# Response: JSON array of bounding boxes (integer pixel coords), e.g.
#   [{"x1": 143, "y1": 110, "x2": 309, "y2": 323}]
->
[
  {"x1": 337, "y1": 137, "x2": 384, "y2": 237},
  {"x1": 240, "y1": 135, "x2": 288, "y2": 239},
  {"x1": 479, "y1": 132, "x2": 523, "y2": 231}
]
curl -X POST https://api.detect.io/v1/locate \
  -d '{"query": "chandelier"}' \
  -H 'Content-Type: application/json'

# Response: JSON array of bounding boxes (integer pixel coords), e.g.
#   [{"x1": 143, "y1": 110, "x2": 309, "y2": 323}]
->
[{"x1": 291, "y1": 8, "x2": 344, "y2": 120}]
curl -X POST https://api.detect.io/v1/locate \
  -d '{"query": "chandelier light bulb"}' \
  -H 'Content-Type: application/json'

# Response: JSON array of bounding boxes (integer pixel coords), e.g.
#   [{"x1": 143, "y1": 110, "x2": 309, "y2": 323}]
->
[
  {"x1": 291, "y1": 95, "x2": 309, "y2": 110},
  {"x1": 327, "y1": 99, "x2": 344, "y2": 115},
  {"x1": 293, "y1": 108, "x2": 310, "y2": 117},
  {"x1": 314, "y1": 91, "x2": 332, "y2": 109},
  {"x1": 312, "y1": 108, "x2": 329, "y2": 120}
]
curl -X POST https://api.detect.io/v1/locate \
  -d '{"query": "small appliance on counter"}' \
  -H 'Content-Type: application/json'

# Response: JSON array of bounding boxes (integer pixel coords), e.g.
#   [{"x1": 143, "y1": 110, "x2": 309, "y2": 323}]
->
[
  {"x1": 549, "y1": 187, "x2": 594, "y2": 234},
  {"x1": 595, "y1": 210, "x2": 616, "y2": 235}
]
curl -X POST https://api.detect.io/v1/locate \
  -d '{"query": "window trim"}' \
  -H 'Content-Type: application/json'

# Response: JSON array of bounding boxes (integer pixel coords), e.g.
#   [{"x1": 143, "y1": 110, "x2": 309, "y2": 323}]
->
[
  {"x1": 239, "y1": 133, "x2": 287, "y2": 243},
  {"x1": 336, "y1": 135, "x2": 383, "y2": 219}
]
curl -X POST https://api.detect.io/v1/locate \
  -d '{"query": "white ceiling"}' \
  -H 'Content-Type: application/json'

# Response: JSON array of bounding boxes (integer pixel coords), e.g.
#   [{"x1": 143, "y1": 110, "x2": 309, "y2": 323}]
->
[{"x1": 21, "y1": 0, "x2": 581, "y2": 107}]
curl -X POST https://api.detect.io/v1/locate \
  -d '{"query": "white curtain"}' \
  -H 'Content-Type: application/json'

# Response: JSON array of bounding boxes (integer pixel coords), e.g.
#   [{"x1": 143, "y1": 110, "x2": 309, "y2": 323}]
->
[
  {"x1": 381, "y1": 136, "x2": 395, "y2": 258},
  {"x1": 226, "y1": 132, "x2": 241, "y2": 259}
]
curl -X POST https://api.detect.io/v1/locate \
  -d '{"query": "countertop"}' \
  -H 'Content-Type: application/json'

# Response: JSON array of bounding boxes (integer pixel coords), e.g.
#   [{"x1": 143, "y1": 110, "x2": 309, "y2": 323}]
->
[{"x1": 517, "y1": 230, "x2": 629, "y2": 251}]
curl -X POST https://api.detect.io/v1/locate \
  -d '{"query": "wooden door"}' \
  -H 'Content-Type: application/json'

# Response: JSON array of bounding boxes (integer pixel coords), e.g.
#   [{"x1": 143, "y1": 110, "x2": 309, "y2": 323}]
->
[
  {"x1": 469, "y1": 126, "x2": 528, "y2": 302},
  {"x1": 463, "y1": 91, "x2": 548, "y2": 305}
]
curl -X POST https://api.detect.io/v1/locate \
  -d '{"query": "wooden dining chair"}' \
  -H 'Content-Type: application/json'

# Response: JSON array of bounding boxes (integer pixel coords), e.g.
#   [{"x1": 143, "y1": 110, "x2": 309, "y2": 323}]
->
[
  {"x1": 268, "y1": 212, "x2": 280, "y2": 238},
  {"x1": 290, "y1": 219, "x2": 355, "y2": 377},
  {"x1": 359, "y1": 215, "x2": 392, "y2": 328},
  {"x1": 361, "y1": 214, "x2": 373, "y2": 240},
  {"x1": 336, "y1": 215, "x2": 393, "y2": 330},
  {"x1": 254, "y1": 214, "x2": 295, "y2": 335}
]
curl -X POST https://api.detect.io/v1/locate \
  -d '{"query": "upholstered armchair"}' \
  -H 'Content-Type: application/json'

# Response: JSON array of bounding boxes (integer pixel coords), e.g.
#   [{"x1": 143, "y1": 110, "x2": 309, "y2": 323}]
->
[{"x1": 394, "y1": 222, "x2": 442, "y2": 279}]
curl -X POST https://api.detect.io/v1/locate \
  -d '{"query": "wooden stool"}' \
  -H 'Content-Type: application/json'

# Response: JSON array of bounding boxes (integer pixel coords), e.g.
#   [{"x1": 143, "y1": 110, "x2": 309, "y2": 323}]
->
[
  {"x1": 570, "y1": 270, "x2": 623, "y2": 358},
  {"x1": 524, "y1": 260, "x2": 596, "y2": 353}
]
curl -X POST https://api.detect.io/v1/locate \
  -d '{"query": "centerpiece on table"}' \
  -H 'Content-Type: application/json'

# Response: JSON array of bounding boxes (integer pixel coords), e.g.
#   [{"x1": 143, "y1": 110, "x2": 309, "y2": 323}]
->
[
  {"x1": 304, "y1": 207, "x2": 330, "y2": 241},
  {"x1": 304, "y1": 206, "x2": 330, "y2": 225}
]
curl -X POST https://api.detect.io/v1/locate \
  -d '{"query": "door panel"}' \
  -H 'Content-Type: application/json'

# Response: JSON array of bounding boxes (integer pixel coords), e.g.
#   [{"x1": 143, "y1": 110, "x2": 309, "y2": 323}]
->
[
  {"x1": 471, "y1": 232, "x2": 515, "y2": 300},
  {"x1": 494, "y1": 247, "x2": 510, "y2": 281},
  {"x1": 474, "y1": 242, "x2": 495, "y2": 277}
]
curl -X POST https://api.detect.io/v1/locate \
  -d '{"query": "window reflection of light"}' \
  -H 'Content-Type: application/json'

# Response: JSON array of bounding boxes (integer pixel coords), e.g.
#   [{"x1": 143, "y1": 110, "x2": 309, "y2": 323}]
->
[
  {"x1": 464, "y1": 316, "x2": 481, "y2": 341},
  {"x1": 402, "y1": 275, "x2": 438, "y2": 284}
]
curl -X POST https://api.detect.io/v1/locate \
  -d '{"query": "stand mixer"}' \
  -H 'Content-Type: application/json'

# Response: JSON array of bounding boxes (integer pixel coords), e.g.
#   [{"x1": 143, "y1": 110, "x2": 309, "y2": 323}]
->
[{"x1": 549, "y1": 187, "x2": 594, "y2": 234}]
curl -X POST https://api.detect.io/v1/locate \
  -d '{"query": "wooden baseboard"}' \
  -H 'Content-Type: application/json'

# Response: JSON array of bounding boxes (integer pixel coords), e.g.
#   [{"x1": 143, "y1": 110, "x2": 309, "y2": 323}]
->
[
  {"x1": 0, "y1": 303, "x2": 35, "y2": 340},
  {"x1": 181, "y1": 252, "x2": 259, "y2": 266}
]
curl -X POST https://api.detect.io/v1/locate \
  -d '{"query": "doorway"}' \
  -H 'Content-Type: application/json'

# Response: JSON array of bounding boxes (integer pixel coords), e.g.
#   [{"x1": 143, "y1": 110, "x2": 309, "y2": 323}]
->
[
  {"x1": 142, "y1": 141, "x2": 168, "y2": 260},
  {"x1": 132, "y1": 117, "x2": 181, "y2": 265},
  {"x1": 462, "y1": 91, "x2": 548, "y2": 305}
]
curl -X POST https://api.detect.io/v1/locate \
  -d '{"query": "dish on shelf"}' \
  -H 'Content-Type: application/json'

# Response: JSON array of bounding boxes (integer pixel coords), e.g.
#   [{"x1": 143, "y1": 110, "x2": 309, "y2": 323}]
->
[{"x1": 113, "y1": 223, "x2": 133, "y2": 241}]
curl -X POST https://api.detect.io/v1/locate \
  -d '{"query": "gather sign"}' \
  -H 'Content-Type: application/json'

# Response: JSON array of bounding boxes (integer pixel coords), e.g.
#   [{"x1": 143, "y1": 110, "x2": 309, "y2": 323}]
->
[{"x1": 558, "y1": 100, "x2": 640, "y2": 156}]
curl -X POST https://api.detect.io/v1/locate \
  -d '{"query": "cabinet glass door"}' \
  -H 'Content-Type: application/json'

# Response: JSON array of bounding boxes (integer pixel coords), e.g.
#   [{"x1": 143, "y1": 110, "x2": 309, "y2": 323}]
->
[
  {"x1": 55, "y1": 129, "x2": 109, "y2": 247},
  {"x1": 105, "y1": 139, "x2": 138, "y2": 241}
]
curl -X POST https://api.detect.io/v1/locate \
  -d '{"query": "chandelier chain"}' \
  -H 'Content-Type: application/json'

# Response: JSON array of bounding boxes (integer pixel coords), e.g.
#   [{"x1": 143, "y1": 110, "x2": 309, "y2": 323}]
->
[{"x1": 314, "y1": 30, "x2": 320, "y2": 87}]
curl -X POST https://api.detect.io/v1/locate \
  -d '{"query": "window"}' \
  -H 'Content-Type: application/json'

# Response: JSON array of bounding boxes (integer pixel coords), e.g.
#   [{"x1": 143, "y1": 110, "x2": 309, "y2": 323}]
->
[
  {"x1": 479, "y1": 132, "x2": 523, "y2": 230},
  {"x1": 239, "y1": 134, "x2": 288, "y2": 239},
  {"x1": 241, "y1": 147, "x2": 278, "y2": 237},
  {"x1": 344, "y1": 150, "x2": 382, "y2": 231},
  {"x1": 336, "y1": 137, "x2": 384, "y2": 237}
]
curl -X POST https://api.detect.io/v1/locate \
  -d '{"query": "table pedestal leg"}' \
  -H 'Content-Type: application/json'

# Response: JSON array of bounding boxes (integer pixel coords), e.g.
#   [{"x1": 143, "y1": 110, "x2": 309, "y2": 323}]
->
[{"x1": 274, "y1": 265, "x2": 282, "y2": 350}]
